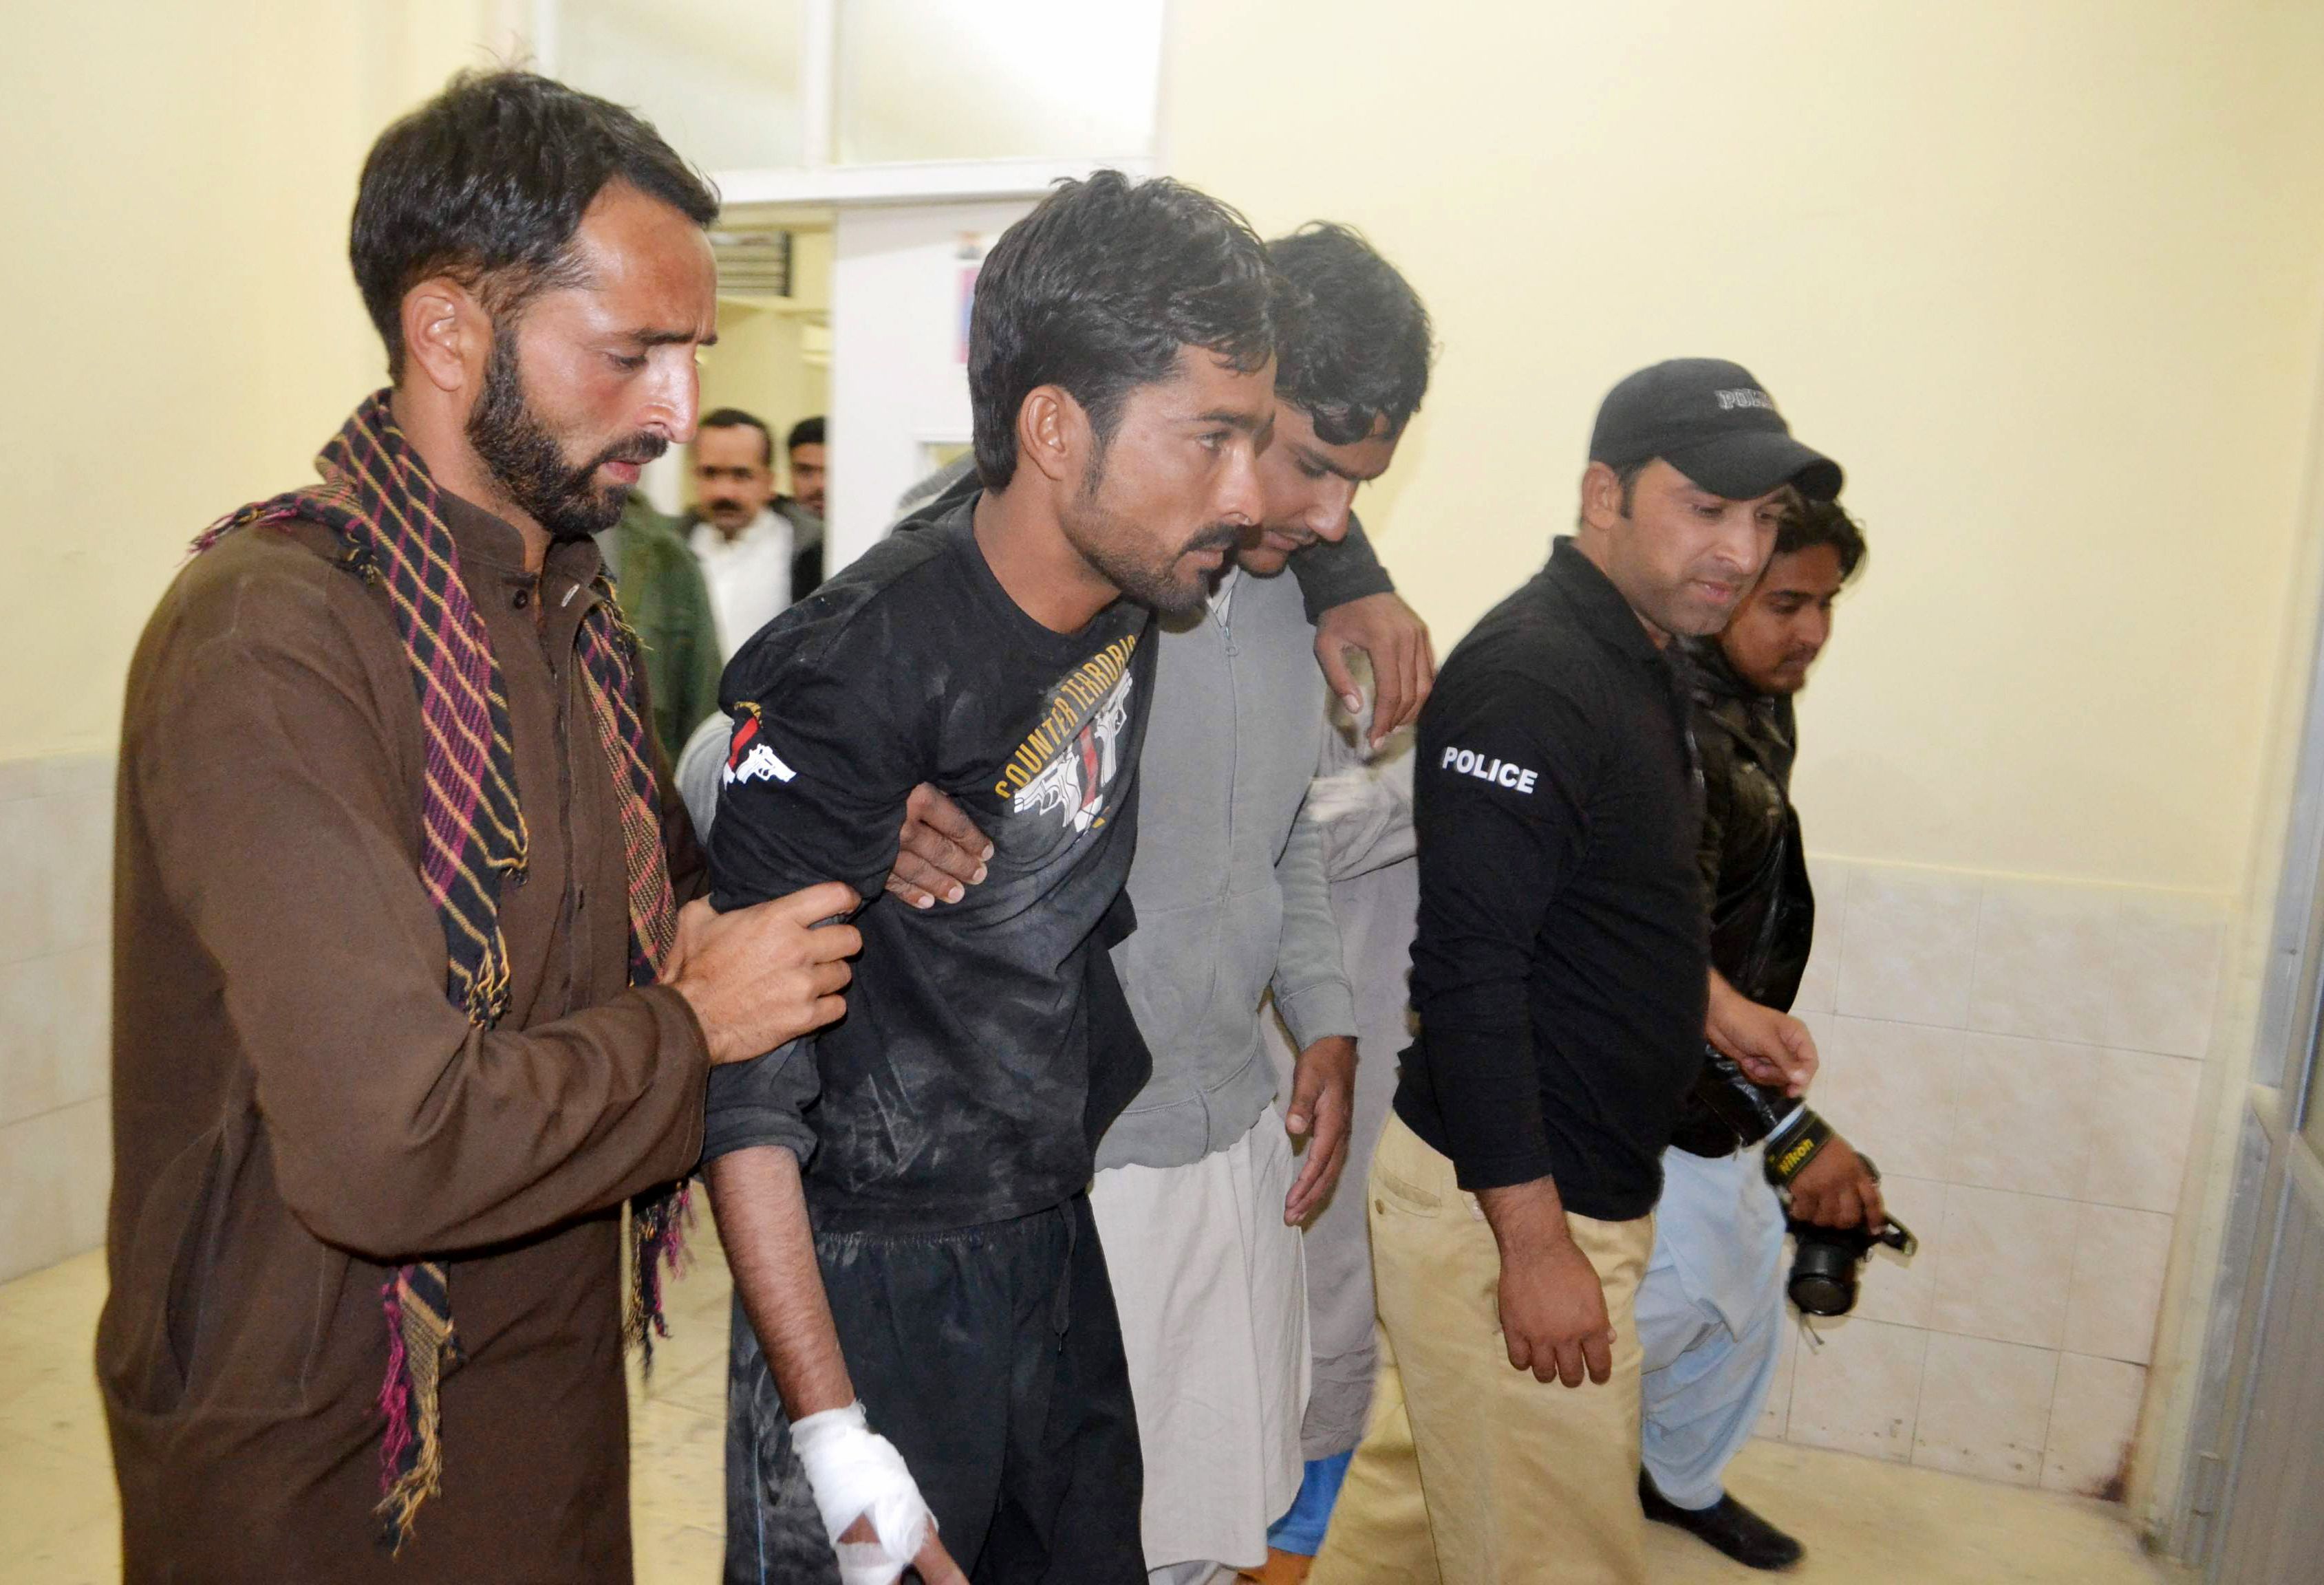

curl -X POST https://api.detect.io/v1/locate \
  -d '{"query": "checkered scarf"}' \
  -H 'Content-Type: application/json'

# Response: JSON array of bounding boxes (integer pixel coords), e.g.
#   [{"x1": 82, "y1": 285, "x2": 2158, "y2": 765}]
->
[{"x1": 196, "y1": 391, "x2": 690, "y2": 1550}]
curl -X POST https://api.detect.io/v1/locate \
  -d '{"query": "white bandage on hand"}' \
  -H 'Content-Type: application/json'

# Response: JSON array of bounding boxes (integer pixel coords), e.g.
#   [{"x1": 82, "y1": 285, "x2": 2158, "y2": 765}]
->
[{"x1": 790, "y1": 1401, "x2": 934, "y2": 1585}]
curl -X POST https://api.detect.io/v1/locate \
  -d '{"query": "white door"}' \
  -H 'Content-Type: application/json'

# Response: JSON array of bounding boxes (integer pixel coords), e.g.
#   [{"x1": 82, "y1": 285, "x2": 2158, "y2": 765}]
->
[{"x1": 826, "y1": 199, "x2": 1033, "y2": 572}]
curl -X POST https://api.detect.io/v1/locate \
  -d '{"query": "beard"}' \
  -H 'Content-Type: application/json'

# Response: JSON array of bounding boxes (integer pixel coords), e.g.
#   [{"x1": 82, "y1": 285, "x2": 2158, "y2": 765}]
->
[
  {"x1": 1061, "y1": 453, "x2": 1240, "y2": 619},
  {"x1": 466, "y1": 332, "x2": 667, "y2": 541}
]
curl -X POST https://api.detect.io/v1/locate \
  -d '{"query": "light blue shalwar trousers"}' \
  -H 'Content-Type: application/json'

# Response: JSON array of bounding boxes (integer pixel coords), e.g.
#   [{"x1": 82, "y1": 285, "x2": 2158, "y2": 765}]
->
[{"x1": 1637, "y1": 1143, "x2": 1790, "y2": 1510}]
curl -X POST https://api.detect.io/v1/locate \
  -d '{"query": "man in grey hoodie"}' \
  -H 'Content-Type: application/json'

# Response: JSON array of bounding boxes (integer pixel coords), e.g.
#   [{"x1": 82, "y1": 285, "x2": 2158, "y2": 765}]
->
[{"x1": 1085, "y1": 225, "x2": 1433, "y2": 1585}]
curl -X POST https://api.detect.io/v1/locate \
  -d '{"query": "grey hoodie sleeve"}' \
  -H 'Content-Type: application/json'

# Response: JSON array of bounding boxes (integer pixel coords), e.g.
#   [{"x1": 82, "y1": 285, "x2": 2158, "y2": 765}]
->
[
  {"x1": 675, "y1": 711, "x2": 733, "y2": 838},
  {"x1": 1269, "y1": 790, "x2": 1359, "y2": 1051}
]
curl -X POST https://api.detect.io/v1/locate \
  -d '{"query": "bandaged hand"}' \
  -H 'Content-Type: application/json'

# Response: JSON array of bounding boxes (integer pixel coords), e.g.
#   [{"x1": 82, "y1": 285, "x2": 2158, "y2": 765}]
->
[{"x1": 792, "y1": 1401, "x2": 940, "y2": 1585}]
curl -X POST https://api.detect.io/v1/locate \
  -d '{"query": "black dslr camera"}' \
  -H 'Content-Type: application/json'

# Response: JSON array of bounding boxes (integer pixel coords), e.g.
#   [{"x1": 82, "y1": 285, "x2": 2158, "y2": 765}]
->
[
  {"x1": 1762, "y1": 1118, "x2": 1920, "y2": 1315},
  {"x1": 1786, "y1": 1209, "x2": 1917, "y2": 1317}
]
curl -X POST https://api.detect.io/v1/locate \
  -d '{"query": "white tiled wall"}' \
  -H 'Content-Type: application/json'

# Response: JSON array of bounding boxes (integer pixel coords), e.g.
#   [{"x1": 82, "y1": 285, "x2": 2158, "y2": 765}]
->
[
  {"x1": 0, "y1": 753, "x2": 116, "y2": 1284},
  {"x1": 1760, "y1": 857, "x2": 2225, "y2": 1499}
]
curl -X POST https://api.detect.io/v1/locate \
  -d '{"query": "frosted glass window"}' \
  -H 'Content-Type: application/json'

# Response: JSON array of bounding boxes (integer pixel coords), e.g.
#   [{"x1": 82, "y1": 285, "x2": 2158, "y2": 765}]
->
[
  {"x1": 837, "y1": 0, "x2": 1164, "y2": 165},
  {"x1": 556, "y1": 0, "x2": 806, "y2": 173}
]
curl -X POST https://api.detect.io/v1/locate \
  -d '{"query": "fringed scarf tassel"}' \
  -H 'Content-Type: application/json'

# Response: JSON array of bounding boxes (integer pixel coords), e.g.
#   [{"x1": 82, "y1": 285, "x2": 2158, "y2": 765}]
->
[
  {"x1": 376, "y1": 1262, "x2": 456, "y2": 1551},
  {"x1": 627, "y1": 1180, "x2": 695, "y2": 1373}
]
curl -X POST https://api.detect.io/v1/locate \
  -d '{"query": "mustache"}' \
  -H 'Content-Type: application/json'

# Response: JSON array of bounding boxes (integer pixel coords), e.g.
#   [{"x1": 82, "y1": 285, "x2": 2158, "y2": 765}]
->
[
  {"x1": 1181, "y1": 523, "x2": 1242, "y2": 558},
  {"x1": 578, "y1": 432, "x2": 669, "y2": 480}
]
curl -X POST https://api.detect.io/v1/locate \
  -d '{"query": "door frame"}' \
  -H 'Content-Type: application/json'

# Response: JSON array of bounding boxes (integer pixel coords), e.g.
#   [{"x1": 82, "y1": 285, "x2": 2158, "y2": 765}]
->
[{"x1": 2163, "y1": 334, "x2": 2324, "y2": 1572}]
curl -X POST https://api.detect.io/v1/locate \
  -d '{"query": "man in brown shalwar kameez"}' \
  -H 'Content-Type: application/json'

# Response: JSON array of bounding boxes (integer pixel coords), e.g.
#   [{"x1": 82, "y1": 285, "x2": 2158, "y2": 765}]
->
[{"x1": 98, "y1": 71, "x2": 865, "y2": 1583}]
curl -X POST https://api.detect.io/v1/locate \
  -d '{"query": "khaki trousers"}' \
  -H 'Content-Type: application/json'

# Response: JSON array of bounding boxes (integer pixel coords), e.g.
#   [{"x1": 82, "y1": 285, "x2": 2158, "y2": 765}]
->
[{"x1": 1309, "y1": 1113, "x2": 1653, "y2": 1585}]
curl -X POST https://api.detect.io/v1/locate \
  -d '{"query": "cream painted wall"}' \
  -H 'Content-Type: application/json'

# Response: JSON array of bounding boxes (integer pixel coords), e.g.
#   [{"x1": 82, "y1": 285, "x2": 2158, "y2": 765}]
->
[
  {"x1": 1162, "y1": 0, "x2": 2324, "y2": 892},
  {"x1": 0, "y1": 0, "x2": 514, "y2": 762}
]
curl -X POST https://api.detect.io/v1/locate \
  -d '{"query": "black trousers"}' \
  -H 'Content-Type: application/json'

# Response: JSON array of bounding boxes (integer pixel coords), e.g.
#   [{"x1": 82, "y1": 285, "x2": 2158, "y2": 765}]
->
[{"x1": 724, "y1": 1194, "x2": 1146, "y2": 1584}]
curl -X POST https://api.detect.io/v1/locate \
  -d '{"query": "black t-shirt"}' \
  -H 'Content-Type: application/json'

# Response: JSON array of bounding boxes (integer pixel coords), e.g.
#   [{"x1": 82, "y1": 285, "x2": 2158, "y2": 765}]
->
[
  {"x1": 1393, "y1": 537, "x2": 1708, "y2": 1222},
  {"x1": 701, "y1": 495, "x2": 1156, "y2": 1232}
]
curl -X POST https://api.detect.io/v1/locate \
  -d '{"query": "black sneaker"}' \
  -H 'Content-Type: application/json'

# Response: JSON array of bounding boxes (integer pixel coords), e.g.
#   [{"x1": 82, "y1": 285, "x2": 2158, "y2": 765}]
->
[{"x1": 1639, "y1": 1469, "x2": 1805, "y2": 1571}]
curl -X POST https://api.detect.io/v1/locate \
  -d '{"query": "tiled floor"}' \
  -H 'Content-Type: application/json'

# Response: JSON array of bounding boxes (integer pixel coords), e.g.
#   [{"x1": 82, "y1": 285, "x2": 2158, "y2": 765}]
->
[
  {"x1": 0, "y1": 1235, "x2": 2184, "y2": 1584},
  {"x1": 1644, "y1": 1441, "x2": 2181, "y2": 1584}
]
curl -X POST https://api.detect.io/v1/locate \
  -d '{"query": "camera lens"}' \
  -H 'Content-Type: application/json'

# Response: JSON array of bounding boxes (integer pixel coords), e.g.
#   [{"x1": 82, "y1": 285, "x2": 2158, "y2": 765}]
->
[{"x1": 1788, "y1": 1240, "x2": 1860, "y2": 1317}]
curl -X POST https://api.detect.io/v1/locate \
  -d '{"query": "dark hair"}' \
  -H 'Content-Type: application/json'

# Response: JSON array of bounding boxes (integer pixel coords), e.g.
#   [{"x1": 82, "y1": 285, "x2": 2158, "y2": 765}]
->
[
  {"x1": 786, "y1": 416, "x2": 825, "y2": 453},
  {"x1": 969, "y1": 171, "x2": 1276, "y2": 490},
  {"x1": 1268, "y1": 223, "x2": 1433, "y2": 444},
  {"x1": 699, "y1": 407, "x2": 773, "y2": 466},
  {"x1": 1776, "y1": 497, "x2": 1868, "y2": 579},
  {"x1": 352, "y1": 69, "x2": 718, "y2": 378}
]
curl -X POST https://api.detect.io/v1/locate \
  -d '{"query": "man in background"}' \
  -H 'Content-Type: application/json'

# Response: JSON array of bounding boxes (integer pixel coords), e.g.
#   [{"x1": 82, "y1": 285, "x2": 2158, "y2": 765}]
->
[
  {"x1": 686, "y1": 407, "x2": 824, "y2": 658},
  {"x1": 1638, "y1": 497, "x2": 1884, "y2": 1571},
  {"x1": 783, "y1": 413, "x2": 828, "y2": 519},
  {"x1": 1313, "y1": 359, "x2": 1837, "y2": 1585},
  {"x1": 596, "y1": 488, "x2": 722, "y2": 760}
]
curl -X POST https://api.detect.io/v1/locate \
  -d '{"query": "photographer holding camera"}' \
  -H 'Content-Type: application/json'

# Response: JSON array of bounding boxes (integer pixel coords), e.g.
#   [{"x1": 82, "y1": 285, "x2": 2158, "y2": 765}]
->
[{"x1": 1635, "y1": 497, "x2": 1897, "y2": 1571}]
